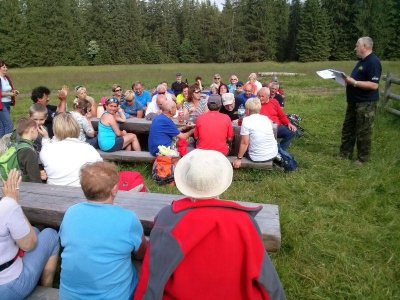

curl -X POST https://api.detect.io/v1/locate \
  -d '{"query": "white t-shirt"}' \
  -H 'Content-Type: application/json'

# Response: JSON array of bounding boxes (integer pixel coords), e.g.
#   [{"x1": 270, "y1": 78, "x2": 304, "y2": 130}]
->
[
  {"x1": 40, "y1": 138, "x2": 102, "y2": 187},
  {"x1": 0, "y1": 197, "x2": 30, "y2": 284},
  {"x1": 240, "y1": 114, "x2": 278, "y2": 161},
  {"x1": 0, "y1": 76, "x2": 12, "y2": 103}
]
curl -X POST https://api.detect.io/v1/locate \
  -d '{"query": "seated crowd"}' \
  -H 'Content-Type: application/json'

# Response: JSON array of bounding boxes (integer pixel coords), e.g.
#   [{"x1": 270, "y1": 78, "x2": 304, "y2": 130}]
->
[{"x1": 1, "y1": 72, "x2": 290, "y2": 298}]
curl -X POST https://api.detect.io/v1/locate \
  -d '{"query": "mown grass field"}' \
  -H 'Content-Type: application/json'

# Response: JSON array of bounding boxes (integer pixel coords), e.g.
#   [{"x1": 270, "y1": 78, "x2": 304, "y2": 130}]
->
[{"x1": 9, "y1": 61, "x2": 400, "y2": 299}]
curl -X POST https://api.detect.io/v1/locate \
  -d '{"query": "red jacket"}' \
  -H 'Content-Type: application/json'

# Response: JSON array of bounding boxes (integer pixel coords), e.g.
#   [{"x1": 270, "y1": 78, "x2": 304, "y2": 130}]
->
[
  {"x1": 260, "y1": 98, "x2": 289, "y2": 127},
  {"x1": 0, "y1": 75, "x2": 16, "y2": 109},
  {"x1": 134, "y1": 198, "x2": 285, "y2": 300}
]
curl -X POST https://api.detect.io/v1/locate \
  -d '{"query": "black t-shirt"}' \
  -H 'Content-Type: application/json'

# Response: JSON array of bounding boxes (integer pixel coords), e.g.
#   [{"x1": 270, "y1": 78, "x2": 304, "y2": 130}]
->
[
  {"x1": 171, "y1": 82, "x2": 185, "y2": 96},
  {"x1": 346, "y1": 52, "x2": 382, "y2": 103},
  {"x1": 273, "y1": 94, "x2": 284, "y2": 107},
  {"x1": 220, "y1": 100, "x2": 241, "y2": 121},
  {"x1": 45, "y1": 104, "x2": 58, "y2": 138}
]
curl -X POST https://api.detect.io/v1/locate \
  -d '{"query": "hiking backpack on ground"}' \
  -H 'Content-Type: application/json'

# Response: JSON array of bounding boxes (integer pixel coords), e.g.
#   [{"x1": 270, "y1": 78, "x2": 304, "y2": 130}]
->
[{"x1": 152, "y1": 155, "x2": 180, "y2": 186}]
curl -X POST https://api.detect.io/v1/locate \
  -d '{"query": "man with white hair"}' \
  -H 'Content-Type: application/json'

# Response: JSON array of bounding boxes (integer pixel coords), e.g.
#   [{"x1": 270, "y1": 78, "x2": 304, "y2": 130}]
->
[
  {"x1": 258, "y1": 87, "x2": 296, "y2": 150},
  {"x1": 148, "y1": 99, "x2": 194, "y2": 156},
  {"x1": 340, "y1": 36, "x2": 381, "y2": 165},
  {"x1": 134, "y1": 149, "x2": 286, "y2": 300},
  {"x1": 194, "y1": 95, "x2": 234, "y2": 155},
  {"x1": 146, "y1": 85, "x2": 173, "y2": 116},
  {"x1": 269, "y1": 82, "x2": 284, "y2": 107}
]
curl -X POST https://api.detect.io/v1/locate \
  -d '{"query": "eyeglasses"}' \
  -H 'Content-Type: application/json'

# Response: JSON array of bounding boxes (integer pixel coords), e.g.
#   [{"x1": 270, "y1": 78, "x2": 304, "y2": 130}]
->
[
  {"x1": 230, "y1": 78, "x2": 237, "y2": 81},
  {"x1": 114, "y1": 89, "x2": 122, "y2": 92},
  {"x1": 194, "y1": 90, "x2": 201, "y2": 94},
  {"x1": 106, "y1": 98, "x2": 119, "y2": 104},
  {"x1": 214, "y1": 77, "x2": 221, "y2": 80}
]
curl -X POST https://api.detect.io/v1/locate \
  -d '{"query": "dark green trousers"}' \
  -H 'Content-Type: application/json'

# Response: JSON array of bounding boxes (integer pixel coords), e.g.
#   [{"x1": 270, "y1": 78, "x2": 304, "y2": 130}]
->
[{"x1": 340, "y1": 101, "x2": 378, "y2": 162}]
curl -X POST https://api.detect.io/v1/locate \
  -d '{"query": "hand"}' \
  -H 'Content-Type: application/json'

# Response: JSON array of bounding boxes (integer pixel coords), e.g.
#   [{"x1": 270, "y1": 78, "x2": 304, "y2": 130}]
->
[
  {"x1": 12, "y1": 90, "x2": 19, "y2": 96},
  {"x1": 1, "y1": 169, "x2": 22, "y2": 203},
  {"x1": 344, "y1": 76, "x2": 356, "y2": 86},
  {"x1": 57, "y1": 88, "x2": 67, "y2": 101},
  {"x1": 186, "y1": 122, "x2": 195, "y2": 128},
  {"x1": 37, "y1": 125, "x2": 49, "y2": 138},
  {"x1": 232, "y1": 119, "x2": 239, "y2": 125},
  {"x1": 40, "y1": 170, "x2": 47, "y2": 181},
  {"x1": 288, "y1": 123, "x2": 297, "y2": 132},
  {"x1": 232, "y1": 159, "x2": 242, "y2": 169}
]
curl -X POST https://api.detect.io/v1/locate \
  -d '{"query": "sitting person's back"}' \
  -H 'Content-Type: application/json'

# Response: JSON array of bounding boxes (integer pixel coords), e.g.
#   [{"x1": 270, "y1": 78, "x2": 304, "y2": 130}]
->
[
  {"x1": 135, "y1": 150, "x2": 285, "y2": 300},
  {"x1": 40, "y1": 113, "x2": 102, "y2": 187},
  {"x1": 59, "y1": 161, "x2": 147, "y2": 299},
  {"x1": 194, "y1": 95, "x2": 234, "y2": 155}
]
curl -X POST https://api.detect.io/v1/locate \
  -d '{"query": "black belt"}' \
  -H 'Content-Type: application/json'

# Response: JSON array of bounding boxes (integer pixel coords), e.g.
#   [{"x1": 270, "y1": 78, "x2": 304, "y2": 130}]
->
[{"x1": 0, "y1": 258, "x2": 17, "y2": 272}]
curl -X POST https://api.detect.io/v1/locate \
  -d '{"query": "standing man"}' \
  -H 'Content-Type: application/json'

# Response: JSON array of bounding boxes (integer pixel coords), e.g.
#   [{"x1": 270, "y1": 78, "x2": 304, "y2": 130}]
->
[
  {"x1": 340, "y1": 37, "x2": 382, "y2": 165},
  {"x1": 171, "y1": 73, "x2": 185, "y2": 96}
]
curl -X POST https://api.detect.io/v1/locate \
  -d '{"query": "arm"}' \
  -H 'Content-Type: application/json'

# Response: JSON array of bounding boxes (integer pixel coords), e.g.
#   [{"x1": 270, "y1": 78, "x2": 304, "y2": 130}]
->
[
  {"x1": 115, "y1": 107, "x2": 127, "y2": 123},
  {"x1": 56, "y1": 85, "x2": 68, "y2": 113},
  {"x1": 177, "y1": 128, "x2": 194, "y2": 140},
  {"x1": 2, "y1": 169, "x2": 37, "y2": 251},
  {"x1": 232, "y1": 135, "x2": 249, "y2": 169},
  {"x1": 344, "y1": 77, "x2": 379, "y2": 90},
  {"x1": 83, "y1": 116, "x2": 95, "y2": 138},
  {"x1": 136, "y1": 110, "x2": 143, "y2": 118},
  {"x1": 133, "y1": 234, "x2": 148, "y2": 260}
]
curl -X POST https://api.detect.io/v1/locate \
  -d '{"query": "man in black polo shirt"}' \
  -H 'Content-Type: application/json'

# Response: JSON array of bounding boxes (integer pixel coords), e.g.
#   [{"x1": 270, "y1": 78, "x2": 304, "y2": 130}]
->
[{"x1": 340, "y1": 36, "x2": 382, "y2": 165}]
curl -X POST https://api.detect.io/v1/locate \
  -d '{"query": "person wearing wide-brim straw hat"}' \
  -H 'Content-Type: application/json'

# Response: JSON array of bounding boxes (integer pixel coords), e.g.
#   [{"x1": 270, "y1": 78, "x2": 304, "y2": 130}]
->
[{"x1": 135, "y1": 150, "x2": 286, "y2": 300}]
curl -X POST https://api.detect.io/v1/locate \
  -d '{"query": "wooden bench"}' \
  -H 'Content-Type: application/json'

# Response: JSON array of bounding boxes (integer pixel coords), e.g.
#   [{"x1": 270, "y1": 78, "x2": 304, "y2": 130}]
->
[
  {"x1": 98, "y1": 150, "x2": 273, "y2": 170},
  {"x1": 25, "y1": 286, "x2": 59, "y2": 300},
  {"x1": 10, "y1": 182, "x2": 281, "y2": 252}
]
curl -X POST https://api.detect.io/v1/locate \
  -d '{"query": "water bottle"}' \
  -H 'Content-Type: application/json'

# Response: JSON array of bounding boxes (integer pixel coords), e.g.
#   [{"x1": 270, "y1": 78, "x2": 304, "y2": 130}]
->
[{"x1": 238, "y1": 104, "x2": 245, "y2": 125}]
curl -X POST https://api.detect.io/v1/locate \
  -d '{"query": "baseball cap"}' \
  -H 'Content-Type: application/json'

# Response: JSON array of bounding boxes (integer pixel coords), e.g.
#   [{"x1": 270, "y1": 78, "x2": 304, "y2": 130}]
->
[
  {"x1": 176, "y1": 73, "x2": 181, "y2": 76},
  {"x1": 208, "y1": 95, "x2": 222, "y2": 110},
  {"x1": 236, "y1": 81, "x2": 244, "y2": 86},
  {"x1": 222, "y1": 93, "x2": 235, "y2": 106}
]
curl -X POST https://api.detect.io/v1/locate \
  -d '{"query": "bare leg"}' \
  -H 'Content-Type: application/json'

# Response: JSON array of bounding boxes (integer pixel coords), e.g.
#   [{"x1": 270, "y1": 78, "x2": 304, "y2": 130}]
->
[
  {"x1": 131, "y1": 134, "x2": 141, "y2": 151},
  {"x1": 40, "y1": 254, "x2": 58, "y2": 287}
]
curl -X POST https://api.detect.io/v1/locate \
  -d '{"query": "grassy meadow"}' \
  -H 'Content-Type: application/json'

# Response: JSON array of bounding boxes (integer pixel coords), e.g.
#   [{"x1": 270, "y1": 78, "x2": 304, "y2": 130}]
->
[{"x1": 8, "y1": 61, "x2": 400, "y2": 299}]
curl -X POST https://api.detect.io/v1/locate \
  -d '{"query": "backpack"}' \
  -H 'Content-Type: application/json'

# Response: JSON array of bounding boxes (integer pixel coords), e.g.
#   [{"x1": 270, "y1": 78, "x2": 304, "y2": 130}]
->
[
  {"x1": 274, "y1": 143, "x2": 298, "y2": 172},
  {"x1": 118, "y1": 171, "x2": 149, "y2": 193},
  {"x1": 0, "y1": 142, "x2": 33, "y2": 180},
  {"x1": 152, "y1": 155, "x2": 180, "y2": 186}
]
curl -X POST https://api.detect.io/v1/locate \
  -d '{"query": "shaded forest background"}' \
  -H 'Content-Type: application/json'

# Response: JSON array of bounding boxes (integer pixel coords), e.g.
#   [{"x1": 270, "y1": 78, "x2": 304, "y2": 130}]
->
[{"x1": 0, "y1": 0, "x2": 399, "y2": 67}]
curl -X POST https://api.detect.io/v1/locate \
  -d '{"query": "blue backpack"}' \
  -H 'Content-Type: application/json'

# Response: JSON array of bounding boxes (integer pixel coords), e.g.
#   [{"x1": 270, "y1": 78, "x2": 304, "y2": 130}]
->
[{"x1": 274, "y1": 143, "x2": 298, "y2": 172}]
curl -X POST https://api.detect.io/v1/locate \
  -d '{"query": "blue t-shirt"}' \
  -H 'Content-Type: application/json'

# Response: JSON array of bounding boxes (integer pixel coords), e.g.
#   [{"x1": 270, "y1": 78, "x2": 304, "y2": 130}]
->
[
  {"x1": 134, "y1": 90, "x2": 151, "y2": 107},
  {"x1": 148, "y1": 114, "x2": 180, "y2": 156},
  {"x1": 120, "y1": 100, "x2": 144, "y2": 117},
  {"x1": 236, "y1": 93, "x2": 256, "y2": 104},
  {"x1": 346, "y1": 52, "x2": 382, "y2": 103},
  {"x1": 59, "y1": 202, "x2": 143, "y2": 300}
]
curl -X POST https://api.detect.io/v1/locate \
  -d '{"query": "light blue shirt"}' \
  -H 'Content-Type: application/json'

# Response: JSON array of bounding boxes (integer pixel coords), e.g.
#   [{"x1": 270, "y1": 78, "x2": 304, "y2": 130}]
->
[
  {"x1": 59, "y1": 202, "x2": 143, "y2": 300},
  {"x1": 0, "y1": 77, "x2": 12, "y2": 103},
  {"x1": 134, "y1": 90, "x2": 151, "y2": 107}
]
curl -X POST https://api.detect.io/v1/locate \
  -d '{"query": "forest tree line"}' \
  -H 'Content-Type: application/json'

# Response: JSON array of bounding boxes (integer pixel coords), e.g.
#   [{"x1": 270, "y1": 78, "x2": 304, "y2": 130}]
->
[{"x1": 0, "y1": 0, "x2": 399, "y2": 68}]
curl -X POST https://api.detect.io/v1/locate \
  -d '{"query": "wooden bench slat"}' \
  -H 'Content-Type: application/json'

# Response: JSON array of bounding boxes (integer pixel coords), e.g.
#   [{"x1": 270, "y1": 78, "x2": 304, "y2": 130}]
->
[
  {"x1": 25, "y1": 286, "x2": 59, "y2": 300},
  {"x1": 9, "y1": 182, "x2": 280, "y2": 252},
  {"x1": 98, "y1": 150, "x2": 273, "y2": 170}
]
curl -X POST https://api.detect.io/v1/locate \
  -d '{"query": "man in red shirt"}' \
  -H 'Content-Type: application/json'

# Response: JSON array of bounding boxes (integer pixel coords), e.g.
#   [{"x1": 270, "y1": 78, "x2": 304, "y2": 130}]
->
[
  {"x1": 259, "y1": 87, "x2": 296, "y2": 150},
  {"x1": 194, "y1": 95, "x2": 234, "y2": 155}
]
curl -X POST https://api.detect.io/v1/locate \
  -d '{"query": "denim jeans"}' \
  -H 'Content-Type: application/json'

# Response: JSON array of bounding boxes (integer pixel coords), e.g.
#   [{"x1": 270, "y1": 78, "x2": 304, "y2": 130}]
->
[
  {"x1": 0, "y1": 227, "x2": 60, "y2": 299},
  {"x1": 277, "y1": 124, "x2": 296, "y2": 150},
  {"x1": 0, "y1": 102, "x2": 13, "y2": 137}
]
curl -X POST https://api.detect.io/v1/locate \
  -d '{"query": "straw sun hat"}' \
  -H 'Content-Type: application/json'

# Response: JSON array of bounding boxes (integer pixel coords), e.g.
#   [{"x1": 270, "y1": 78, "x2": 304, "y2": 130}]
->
[{"x1": 174, "y1": 149, "x2": 233, "y2": 199}]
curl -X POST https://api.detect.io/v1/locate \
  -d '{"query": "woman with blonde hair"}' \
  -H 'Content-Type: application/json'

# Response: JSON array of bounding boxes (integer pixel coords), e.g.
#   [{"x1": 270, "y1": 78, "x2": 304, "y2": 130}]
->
[
  {"x1": 227, "y1": 75, "x2": 239, "y2": 93},
  {"x1": 120, "y1": 90, "x2": 143, "y2": 118},
  {"x1": 40, "y1": 113, "x2": 102, "y2": 187},
  {"x1": 70, "y1": 98, "x2": 98, "y2": 148},
  {"x1": 74, "y1": 85, "x2": 96, "y2": 115}
]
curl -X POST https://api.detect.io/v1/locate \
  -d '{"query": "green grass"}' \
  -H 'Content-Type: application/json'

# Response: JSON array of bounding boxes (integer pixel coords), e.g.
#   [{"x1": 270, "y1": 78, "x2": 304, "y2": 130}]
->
[{"x1": 9, "y1": 61, "x2": 400, "y2": 299}]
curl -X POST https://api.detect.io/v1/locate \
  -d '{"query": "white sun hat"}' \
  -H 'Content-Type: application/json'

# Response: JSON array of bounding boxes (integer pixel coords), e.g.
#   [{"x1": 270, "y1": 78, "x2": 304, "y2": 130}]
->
[{"x1": 174, "y1": 149, "x2": 233, "y2": 199}]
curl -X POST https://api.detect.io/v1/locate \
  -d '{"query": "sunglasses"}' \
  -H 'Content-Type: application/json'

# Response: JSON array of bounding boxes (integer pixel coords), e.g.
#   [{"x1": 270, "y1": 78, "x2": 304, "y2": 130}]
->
[
  {"x1": 114, "y1": 89, "x2": 122, "y2": 92},
  {"x1": 214, "y1": 77, "x2": 221, "y2": 80},
  {"x1": 194, "y1": 90, "x2": 201, "y2": 94},
  {"x1": 231, "y1": 78, "x2": 237, "y2": 81},
  {"x1": 125, "y1": 99, "x2": 133, "y2": 102},
  {"x1": 106, "y1": 98, "x2": 119, "y2": 104}
]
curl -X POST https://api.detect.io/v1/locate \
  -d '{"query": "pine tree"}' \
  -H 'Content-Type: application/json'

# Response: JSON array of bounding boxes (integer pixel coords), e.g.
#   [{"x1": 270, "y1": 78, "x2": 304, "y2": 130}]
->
[
  {"x1": 296, "y1": 0, "x2": 331, "y2": 62},
  {"x1": 285, "y1": 0, "x2": 301, "y2": 61}
]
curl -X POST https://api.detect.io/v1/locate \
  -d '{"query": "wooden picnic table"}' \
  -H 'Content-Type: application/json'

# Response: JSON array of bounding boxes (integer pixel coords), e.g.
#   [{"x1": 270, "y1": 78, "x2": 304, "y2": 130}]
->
[
  {"x1": 10, "y1": 182, "x2": 281, "y2": 252},
  {"x1": 91, "y1": 117, "x2": 242, "y2": 156}
]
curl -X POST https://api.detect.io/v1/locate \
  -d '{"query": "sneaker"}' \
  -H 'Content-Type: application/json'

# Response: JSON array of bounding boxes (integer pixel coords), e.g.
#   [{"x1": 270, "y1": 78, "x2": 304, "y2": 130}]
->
[{"x1": 353, "y1": 160, "x2": 364, "y2": 166}]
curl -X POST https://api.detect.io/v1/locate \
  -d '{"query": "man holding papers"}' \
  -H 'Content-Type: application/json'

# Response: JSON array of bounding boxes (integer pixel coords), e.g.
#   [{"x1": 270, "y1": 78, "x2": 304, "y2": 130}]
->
[{"x1": 340, "y1": 37, "x2": 381, "y2": 165}]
